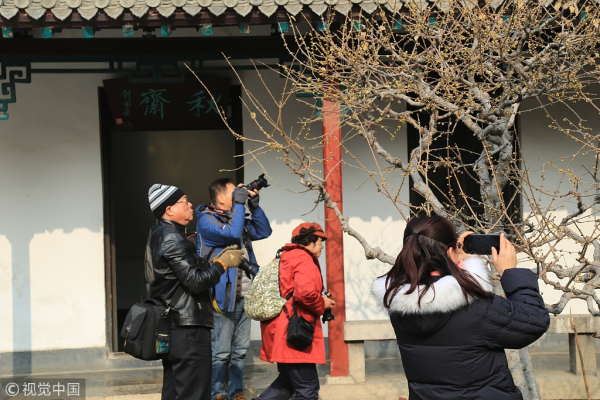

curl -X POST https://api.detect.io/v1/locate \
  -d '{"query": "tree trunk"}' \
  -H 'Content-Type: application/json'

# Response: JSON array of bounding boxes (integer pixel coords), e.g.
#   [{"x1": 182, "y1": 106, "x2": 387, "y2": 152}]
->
[
  {"x1": 493, "y1": 275, "x2": 541, "y2": 400},
  {"x1": 505, "y1": 348, "x2": 542, "y2": 400}
]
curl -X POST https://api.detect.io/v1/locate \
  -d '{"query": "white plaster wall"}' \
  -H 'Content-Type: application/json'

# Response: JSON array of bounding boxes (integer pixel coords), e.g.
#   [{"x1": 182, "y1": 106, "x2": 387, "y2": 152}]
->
[
  {"x1": 237, "y1": 68, "x2": 329, "y2": 340},
  {"x1": 0, "y1": 72, "x2": 112, "y2": 352},
  {"x1": 3, "y1": 54, "x2": 599, "y2": 351},
  {"x1": 520, "y1": 97, "x2": 600, "y2": 314},
  {"x1": 240, "y1": 65, "x2": 600, "y2": 326},
  {"x1": 341, "y1": 113, "x2": 410, "y2": 321},
  {"x1": 237, "y1": 67, "x2": 410, "y2": 335},
  {"x1": 0, "y1": 235, "x2": 13, "y2": 348}
]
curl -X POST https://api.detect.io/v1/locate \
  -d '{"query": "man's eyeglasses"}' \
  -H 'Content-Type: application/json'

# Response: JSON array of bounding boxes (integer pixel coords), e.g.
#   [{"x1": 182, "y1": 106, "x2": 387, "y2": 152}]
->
[{"x1": 174, "y1": 199, "x2": 190, "y2": 205}]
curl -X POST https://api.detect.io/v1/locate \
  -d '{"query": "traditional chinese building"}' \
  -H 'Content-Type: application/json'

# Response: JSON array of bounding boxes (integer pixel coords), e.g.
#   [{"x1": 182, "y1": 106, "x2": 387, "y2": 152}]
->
[
  {"x1": 0, "y1": 3, "x2": 373, "y2": 379},
  {"x1": 0, "y1": 0, "x2": 597, "y2": 390}
]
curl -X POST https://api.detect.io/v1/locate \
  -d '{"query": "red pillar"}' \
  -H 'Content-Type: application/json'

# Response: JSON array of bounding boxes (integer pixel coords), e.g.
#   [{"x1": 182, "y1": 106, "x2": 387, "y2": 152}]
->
[{"x1": 322, "y1": 85, "x2": 349, "y2": 377}]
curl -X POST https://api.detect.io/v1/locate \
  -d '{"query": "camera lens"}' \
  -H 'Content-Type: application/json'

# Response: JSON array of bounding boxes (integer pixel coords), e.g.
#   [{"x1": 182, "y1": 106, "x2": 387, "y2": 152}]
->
[
  {"x1": 322, "y1": 309, "x2": 335, "y2": 323},
  {"x1": 322, "y1": 292, "x2": 335, "y2": 323},
  {"x1": 245, "y1": 173, "x2": 269, "y2": 192}
]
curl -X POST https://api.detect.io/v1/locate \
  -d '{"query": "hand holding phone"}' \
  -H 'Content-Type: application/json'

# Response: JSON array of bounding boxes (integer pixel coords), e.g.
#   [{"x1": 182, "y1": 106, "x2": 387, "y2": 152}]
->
[
  {"x1": 491, "y1": 234, "x2": 517, "y2": 276},
  {"x1": 455, "y1": 231, "x2": 474, "y2": 262},
  {"x1": 463, "y1": 234, "x2": 501, "y2": 255}
]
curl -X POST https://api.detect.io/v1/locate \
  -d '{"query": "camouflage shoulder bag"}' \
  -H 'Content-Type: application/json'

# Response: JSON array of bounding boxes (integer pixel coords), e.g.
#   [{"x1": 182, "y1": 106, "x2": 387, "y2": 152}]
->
[{"x1": 244, "y1": 250, "x2": 286, "y2": 321}]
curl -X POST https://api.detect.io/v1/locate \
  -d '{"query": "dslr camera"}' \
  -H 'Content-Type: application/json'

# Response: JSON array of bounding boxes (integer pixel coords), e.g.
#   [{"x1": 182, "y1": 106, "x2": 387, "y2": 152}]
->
[
  {"x1": 322, "y1": 291, "x2": 335, "y2": 323},
  {"x1": 245, "y1": 174, "x2": 270, "y2": 192},
  {"x1": 239, "y1": 258, "x2": 258, "y2": 279}
]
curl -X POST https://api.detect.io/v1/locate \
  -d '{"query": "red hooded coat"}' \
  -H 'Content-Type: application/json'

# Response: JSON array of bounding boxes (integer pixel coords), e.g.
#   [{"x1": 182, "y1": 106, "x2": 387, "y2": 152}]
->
[{"x1": 259, "y1": 244, "x2": 326, "y2": 364}]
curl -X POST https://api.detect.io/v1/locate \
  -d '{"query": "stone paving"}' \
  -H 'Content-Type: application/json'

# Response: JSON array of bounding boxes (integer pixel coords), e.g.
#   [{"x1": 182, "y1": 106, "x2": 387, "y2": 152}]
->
[{"x1": 2, "y1": 351, "x2": 599, "y2": 400}]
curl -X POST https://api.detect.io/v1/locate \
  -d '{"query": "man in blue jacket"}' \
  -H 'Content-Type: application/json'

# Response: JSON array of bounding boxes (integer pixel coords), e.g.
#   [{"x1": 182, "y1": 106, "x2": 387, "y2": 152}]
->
[{"x1": 196, "y1": 177, "x2": 272, "y2": 400}]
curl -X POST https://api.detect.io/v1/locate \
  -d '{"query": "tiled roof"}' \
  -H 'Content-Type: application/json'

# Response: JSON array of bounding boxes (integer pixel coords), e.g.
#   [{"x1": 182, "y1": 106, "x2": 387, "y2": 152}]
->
[{"x1": 0, "y1": 0, "x2": 405, "y2": 21}]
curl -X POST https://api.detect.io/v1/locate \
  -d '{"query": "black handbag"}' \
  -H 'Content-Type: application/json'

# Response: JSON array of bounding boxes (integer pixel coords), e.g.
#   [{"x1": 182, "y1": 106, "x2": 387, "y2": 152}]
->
[
  {"x1": 120, "y1": 286, "x2": 185, "y2": 361},
  {"x1": 284, "y1": 294, "x2": 316, "y2": 350}
]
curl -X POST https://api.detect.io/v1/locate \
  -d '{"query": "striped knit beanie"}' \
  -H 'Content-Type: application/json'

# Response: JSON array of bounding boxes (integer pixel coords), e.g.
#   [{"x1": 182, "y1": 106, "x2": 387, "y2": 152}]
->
[{"x1": 148, "y1": 183, "x2": 185, "y2": 219}]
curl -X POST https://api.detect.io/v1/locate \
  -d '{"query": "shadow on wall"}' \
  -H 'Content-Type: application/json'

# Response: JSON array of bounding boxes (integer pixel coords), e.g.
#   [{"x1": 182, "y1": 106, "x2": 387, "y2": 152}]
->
[
  {"x1": 0, "y1": 150, "x2": 104, "y2": 375},
  {"x1": 247, "y1": 167, "x2": 407, "y2": 324},
  {"x1": 0, "y1": 72, "x2": 128, "y2": 375},
  {"x1": 237, "y1": 91, "x2": 410, "y2": 324},
  {"x1": 342, "y1": 216, "x2": 405, "y2": 321}
]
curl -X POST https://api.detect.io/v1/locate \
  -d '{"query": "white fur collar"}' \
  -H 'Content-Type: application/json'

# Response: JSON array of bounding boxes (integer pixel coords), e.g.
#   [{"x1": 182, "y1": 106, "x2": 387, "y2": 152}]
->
[{"x1": 371, "y1": 257, "x2": 493, "y2": 315}]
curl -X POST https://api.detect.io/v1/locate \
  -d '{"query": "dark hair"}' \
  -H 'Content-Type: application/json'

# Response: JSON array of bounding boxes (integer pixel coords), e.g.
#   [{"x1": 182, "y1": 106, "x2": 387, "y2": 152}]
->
[
  {"x1": 209, "y1": 178, "x2": 233, "y2": 205},
  {"x1": 291, "y1": 227, "x2": 325, "y2": 246},
  {"x1": 382, "y1": 216, "x2": 492, "y2": 310}
]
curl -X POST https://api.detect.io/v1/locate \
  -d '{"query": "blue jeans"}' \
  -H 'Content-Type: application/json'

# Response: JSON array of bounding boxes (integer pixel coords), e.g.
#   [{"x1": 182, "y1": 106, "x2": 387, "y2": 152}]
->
[{"x1": 211, "y1": 298, "x2": 251, "y2": 400}]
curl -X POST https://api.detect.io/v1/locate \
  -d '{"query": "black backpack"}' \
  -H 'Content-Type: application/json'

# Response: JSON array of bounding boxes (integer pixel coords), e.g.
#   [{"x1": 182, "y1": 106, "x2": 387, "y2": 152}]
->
[{"x1": 120, "y1": 287, "x2": 185, "y2": 361}]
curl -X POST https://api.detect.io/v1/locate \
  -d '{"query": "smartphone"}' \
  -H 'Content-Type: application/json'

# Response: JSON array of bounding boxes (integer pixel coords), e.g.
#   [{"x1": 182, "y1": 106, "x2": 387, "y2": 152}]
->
[{"x1": 463, "y1": 234, "x2": 501, "y2": 255}]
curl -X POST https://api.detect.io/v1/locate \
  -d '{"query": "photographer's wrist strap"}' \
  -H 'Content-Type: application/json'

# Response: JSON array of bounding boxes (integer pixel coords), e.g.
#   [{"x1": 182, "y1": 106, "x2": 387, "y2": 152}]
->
[{"x1": 242, "y1": 227, "x2": 252, "y2": 256}]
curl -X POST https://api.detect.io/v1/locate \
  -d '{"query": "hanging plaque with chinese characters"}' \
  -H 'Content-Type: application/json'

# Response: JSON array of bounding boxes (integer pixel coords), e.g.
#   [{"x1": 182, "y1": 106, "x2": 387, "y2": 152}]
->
[{"x1": 103, "y1": 76, "x2": 231, "y2": 131}]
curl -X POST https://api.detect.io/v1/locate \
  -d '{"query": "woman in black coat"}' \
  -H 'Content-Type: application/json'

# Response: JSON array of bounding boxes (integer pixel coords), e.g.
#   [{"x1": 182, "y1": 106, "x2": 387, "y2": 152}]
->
[{"x1": 372, "y1": 216, "x2": 550, "y2": 400}]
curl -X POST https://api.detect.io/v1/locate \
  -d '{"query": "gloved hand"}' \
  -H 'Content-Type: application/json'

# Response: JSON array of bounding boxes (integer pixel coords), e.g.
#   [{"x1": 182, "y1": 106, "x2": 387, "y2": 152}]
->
[
  {"x1": 247, "y1": 193, "x2": 260, "y2": 209},
  {"x1": 238, "y1": 259, "x2": 255, "y2": 279},
  {"x1": 232, "y1": 185, "x2": 249, "y2": 205},
  {"x1": 213, "y1": 245, "x2": 245, "y2": 270}
]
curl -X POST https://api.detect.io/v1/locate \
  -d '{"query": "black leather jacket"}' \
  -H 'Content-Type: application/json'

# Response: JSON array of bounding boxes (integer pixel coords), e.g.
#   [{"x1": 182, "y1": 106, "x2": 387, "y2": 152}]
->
[{"x1": 145, "y1": 219, "x2": 224, "y2": 327}]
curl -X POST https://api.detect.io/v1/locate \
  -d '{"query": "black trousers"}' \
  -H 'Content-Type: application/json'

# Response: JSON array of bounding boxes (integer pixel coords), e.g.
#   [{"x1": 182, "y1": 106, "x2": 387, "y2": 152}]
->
[
  {"x1": 162, "y1": 325, "x2": 212, "y2": 400},
  {"x1": 255, "y1": 363, "x2": 320, "y2": 400}
]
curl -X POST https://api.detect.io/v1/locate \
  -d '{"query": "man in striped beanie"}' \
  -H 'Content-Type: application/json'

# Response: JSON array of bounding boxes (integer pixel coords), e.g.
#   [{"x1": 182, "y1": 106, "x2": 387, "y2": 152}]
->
[
  {"x1": 145, "y1": 183, "x2": 245, "y2": 400},
  {"x1": 149, "y1": 183, "x2": 188, "y2": 220}
]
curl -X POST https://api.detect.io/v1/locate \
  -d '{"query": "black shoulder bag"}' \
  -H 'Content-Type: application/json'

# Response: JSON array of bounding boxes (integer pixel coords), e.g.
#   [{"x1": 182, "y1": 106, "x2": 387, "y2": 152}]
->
[
  {"x1": 120, "y1": 286, "x2": 185, "y2": 361},
  {"x1": 120, "y1": 229, "x2": 186, "y2": 361},
  {"x1": 284, "y1": 293, "x2": 316, "y2": 350}
]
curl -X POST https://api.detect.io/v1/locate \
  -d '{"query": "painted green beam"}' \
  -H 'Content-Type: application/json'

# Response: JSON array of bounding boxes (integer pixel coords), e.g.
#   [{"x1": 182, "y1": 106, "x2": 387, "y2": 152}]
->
[{"x1": 0, "y1": 36, "x2": 300, "y2": 61}]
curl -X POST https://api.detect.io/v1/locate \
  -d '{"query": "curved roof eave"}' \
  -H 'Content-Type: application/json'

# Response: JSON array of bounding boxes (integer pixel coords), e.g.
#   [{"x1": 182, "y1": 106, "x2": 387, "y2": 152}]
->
[{"x1": 0, "y1": 0, "x2": 405, "y2": 25}]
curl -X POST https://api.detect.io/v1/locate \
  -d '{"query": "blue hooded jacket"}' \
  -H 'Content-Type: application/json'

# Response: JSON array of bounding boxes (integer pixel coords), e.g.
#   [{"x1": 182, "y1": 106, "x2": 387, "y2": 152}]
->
[{"x1": 195, "y1": 202, "x2": 272, "y2": 313}]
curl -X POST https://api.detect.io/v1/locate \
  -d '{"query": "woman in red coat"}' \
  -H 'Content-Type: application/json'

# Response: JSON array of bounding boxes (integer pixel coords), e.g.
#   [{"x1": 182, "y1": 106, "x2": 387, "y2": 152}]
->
[{"x1": 253, "y1": 222, "x2": 335, "y2": 400}]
